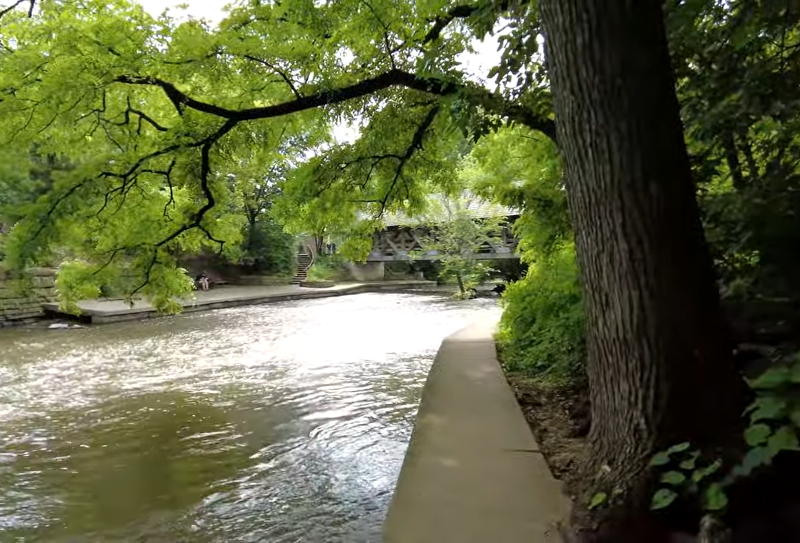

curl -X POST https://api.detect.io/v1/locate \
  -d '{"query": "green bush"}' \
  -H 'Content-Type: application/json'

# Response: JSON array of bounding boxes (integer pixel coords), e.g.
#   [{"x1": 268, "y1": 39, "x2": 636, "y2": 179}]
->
[
  {"x1": 239, "y1": 219, "x2": 295, "y2": 276},
  {"x1": 646, "y1": 354, "x2": 800, "y2": 514},
  {"x1": 307, "y1": 254, "x2": 348, "y2": 282},
  {"x1": 497, "y1": 244, "x2": 586, "y2": 385}
]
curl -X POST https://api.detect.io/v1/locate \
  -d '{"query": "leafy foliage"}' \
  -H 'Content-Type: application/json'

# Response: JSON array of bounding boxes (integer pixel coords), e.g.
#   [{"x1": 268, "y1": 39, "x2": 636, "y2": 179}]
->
[
  {"x1": 465, "y1": 126, "x2": 584, "y2": 383},
  {"x1": 731, "y1": 359, "x2": 800, "y2": 478},
  {"x1": 463, "y1": 126, "x2": 569, "y2": 259},
  {"x1": 648, "y1": 442, "x2": 724, "y2": 511},
  {"x1": 410, "y1": 195, "x2": 504, "y2": 297},
  {"x1": 649, "y1": 355, "x2": 800, "y2": 513},
  {"x1": 234, "y1": 163, "x2": 298, "y2": 276},
  {"x1": 239, "y1": 219, "x2": 295, "y2": 276},
  {"x1": 667, "y1": 0, "x2": 800, "y2": 301},
  {"x1": 0, "y1": 0, "x2": 554, "y2": 309},
  {"x1": 306, "y1": 254, "x2": 348, "y2": 282},
  {"x1": 497, "y1": 244, "x2": 585, "y2": 384}
]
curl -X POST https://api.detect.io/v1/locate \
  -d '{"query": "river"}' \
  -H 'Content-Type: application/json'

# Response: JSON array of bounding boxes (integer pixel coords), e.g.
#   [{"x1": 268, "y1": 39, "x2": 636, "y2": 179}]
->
[{"x1": 0, "y1": 292, "x2": 500, "y2": 542}]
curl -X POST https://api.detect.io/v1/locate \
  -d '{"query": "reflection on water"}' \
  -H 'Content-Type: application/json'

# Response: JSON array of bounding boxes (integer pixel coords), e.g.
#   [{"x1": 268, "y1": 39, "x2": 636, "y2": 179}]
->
[{"x1": 0, "y1": 292, "x2": 499, "y2": 542}]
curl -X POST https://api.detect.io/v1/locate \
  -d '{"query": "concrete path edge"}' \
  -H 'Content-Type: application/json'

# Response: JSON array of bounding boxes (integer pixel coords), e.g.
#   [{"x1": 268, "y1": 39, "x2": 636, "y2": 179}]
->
[{"x1": 383, "y1": 315, "x2": 571, "y2": 543}]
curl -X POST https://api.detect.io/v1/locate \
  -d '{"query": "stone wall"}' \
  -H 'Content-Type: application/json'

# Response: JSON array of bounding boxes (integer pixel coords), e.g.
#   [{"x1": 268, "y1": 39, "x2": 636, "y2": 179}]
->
[
  {"x1": 0, "y1": 268, "x2": 57, "y2": 327},
  {"x1": 236, "y1": 275, "x2": 292, "y2": 286}
]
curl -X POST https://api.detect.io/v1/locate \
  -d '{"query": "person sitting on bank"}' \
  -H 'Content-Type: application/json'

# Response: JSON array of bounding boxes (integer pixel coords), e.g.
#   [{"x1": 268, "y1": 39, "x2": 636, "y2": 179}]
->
[{"x1": 196, "y1": 271, "x2": 210, "y2": 291}]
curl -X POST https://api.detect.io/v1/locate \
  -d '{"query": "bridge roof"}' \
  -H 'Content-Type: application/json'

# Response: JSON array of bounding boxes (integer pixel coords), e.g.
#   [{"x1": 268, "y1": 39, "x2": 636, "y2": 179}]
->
[{"x1": 382, "y1": 195, "x2": 520, "y2": 227}]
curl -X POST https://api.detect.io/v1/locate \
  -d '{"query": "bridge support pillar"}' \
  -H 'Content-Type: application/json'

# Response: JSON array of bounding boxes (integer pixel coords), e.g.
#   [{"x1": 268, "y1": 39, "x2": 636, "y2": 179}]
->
[{"x1": 346, "y1": 262, "x2": 385, "y2": 281}]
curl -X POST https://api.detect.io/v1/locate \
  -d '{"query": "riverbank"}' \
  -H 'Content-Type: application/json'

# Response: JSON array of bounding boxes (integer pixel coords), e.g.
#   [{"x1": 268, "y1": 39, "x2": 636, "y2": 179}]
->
[
  {"x1": 0, "y1": 267, "x2": 57, "y2": 327},
  {"x1": 42, "y1": 281, "x2": 438, "y2": 324}
]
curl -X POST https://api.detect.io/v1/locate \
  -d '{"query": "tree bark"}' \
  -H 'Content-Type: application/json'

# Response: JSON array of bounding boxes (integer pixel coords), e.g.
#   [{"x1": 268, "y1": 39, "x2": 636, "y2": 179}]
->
[
  {"x1": 455, "y1": 270, "x2": 466, "y2": 295},
  {"x1": 722, "y1": 132, "x2": 745, "y2": 190},
  {"x1": 738, "y1": 133, "x2": 760, "y2": 180},
  {"x1": 540, "y1": 0, "x2": 741, "y2": 494}
]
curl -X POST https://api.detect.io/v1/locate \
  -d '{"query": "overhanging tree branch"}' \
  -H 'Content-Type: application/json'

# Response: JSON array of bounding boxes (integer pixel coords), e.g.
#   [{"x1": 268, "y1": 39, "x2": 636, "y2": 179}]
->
[
  {"x1": 422, "y1": 1, "x2": 514, "y2": 43},
  {"x1": 153, "y1": 119, "x2": 239, "y2": 249},
  {"x1": 241, "y1": 55, "x2": 302, "y2": 98},
  {"x1": 115, "y1": 68, "x2": 556, "y2": 140},
  {"x1": 0, "y1": 0, "x2": 34, "y2": 21},
  {"x1": 376, "y1": 104, "x2": 441, "y2": 214},
  {"x1": 424, "y1": 4, "x2": 482, "y2": 43}
]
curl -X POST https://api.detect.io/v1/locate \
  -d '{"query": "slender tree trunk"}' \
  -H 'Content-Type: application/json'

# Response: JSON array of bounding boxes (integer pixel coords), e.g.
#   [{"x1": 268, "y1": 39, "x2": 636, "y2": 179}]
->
[
  {"x1": 738, "y1": 134, "x2": 759, "y2": 180},
  {"x1": 540, "y1": 0, "x2": 741, "y2": 497},
  {"x1": 722, "y1": 132, "x2": 745, "y2": 190},
  {"x1": 455, "y1": 270, "x2": 466, "y2": 295}
]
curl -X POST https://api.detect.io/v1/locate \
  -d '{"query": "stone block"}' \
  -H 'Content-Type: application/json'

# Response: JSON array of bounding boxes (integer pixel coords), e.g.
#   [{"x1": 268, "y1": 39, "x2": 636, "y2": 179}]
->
[
  {"x1": 2, "y1": 308, "x2": 43, "y2": 319},
  {"x1": 29, "y1": 267, "x2": 57, "y2": 277},
  {"x1": 31, "y1": 276, "x2": 55, "y2": 288}
]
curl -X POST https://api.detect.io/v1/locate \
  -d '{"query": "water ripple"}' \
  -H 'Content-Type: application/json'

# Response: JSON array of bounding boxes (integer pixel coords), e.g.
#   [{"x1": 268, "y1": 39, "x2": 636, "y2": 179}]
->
[{"x1": 0, "y1": 292, "x2": 499, "y2": 541}]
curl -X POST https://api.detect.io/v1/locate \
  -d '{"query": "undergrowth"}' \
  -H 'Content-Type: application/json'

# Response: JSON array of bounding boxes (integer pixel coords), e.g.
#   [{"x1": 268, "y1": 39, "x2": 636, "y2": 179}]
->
[{"x1": 497, "y1": 244, "x2": 586, "y2": 386}]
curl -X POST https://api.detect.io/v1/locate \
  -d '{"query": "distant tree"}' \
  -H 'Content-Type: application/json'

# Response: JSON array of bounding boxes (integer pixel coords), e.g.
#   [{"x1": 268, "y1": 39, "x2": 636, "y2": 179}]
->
[
  {"x1": 412, "y1": 196, "x2": 505, "y2": 298},
  {"x1": 238, "y1": 167, "x2": 295, "y2": 276}
]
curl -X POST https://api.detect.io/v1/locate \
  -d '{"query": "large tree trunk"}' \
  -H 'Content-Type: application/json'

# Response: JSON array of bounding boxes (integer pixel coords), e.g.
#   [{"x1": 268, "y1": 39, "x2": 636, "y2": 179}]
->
[{"x1": 540, "y1": 0, "x2": 741, "y2": 498}]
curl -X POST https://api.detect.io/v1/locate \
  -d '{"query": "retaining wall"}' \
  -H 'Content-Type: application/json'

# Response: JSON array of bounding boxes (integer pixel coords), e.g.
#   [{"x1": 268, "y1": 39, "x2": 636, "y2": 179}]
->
[{"x1": 0, "y1": 268, "x2": 57, "y2": 327}]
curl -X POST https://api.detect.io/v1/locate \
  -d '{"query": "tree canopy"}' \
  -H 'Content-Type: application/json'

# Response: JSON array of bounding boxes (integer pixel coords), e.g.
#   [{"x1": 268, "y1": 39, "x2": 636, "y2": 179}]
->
[{"x1": 0, "y1": 0, "x2": 556, "y2": 307}]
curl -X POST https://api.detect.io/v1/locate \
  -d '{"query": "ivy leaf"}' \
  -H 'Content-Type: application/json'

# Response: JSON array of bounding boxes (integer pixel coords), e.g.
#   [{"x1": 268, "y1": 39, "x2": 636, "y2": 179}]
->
[
  {"x1": 749, "y1": 367, "x2": 791, "y2": 389},
  {"x1": 766, "y1": 425, "x2": 800, "y2": 455},
  {"x1": 749, "y1": 396, "x2": 787, "y2": 422},
  {"x1": 737, "y1": 446, "x2": 774, "y2": 477},
  {"x1": 679, "y1": 451, "x2": 700, "y2": 470},
  {"x1": 744, "y1": 423, "x2": 772, "y2": 446},
  {"x1": 791, "y1": 363, "x2": 800, "y2": 383},
  {"x1": 651, "y1": 488, "x2": 678, "y2": 510},
  {"x1": 588, "y1": 492, "x2": 607, "y2": 510},
  {"x1": 667, "y1": 442, "x2": 691, "y2": 454},
  {"x1": 650, "y1": 452, "x2": 671, "y2": 467},
  {"x1": 661, "y1": 471, "x2": 687, "y2": 485},
  {"x1": 692, "y1": 458, "x2": 722, "y2": 482},
  {"x1": 704, "y1": 483, "x2": 728, "y2": 511}
]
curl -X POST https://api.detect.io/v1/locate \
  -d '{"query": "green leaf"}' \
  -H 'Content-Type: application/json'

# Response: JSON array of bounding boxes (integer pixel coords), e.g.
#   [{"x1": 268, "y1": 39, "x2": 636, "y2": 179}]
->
[
  {"x1": 737, "y1": 446, "x2": 774, "y2": 477},
  {"x1": 660, "y1": 471, "x2": 687, "y2": 485},
  {"x1": 679, "y1": 451, "x2": 700, "y2": 470},
  {"x1": 651, "y1": 488, "x2": 678, "y2": 510},
  {"x1": 666, "y1": 442, "x2": 691, "y2": 454},
  {"x1": 790, "y1": 408, "x2": 800, "y2": 427},
  {"x1": 650, "y1": 451, "x2": 671, "y2": 466},
  {"x1": 692, "y1": 459, "x2": 723, "y2": 482},
  {"x1": 704, "y1": 483, "x2": 728, "y2": 511},
  {"x1": 588, "y1": 492, "x2": 607, "y2": 510},
  {"x1": 766, "y1": 425, "x2": 800, "y2": 455},
  {"x1": 749, "y1": 396, "x2": 787, "y2": 422},
  {"x1": 744, "y1": 423, "x2": 772, "y2": 446},
  {"x1": 791, "y1": 363, "x2": 800, "y2": 383},
  {"x1": 749, "y1": 367, "x2": 792, "y2": 389}
]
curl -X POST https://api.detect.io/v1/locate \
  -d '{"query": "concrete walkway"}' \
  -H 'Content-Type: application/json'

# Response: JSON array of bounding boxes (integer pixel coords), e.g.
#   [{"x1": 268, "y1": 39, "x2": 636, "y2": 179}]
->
[
  {"x1": 383, "y1": 315, "x2": 570, "y2": 542},
  {"x1": 42, "y1": 281, "x2": 435, "y2": 324}
]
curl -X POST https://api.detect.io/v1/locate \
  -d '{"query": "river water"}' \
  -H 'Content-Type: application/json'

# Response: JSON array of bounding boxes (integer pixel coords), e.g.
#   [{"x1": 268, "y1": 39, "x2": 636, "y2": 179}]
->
[{"x1": 0, "y1": 292, "x2": 499, "y2": 542}]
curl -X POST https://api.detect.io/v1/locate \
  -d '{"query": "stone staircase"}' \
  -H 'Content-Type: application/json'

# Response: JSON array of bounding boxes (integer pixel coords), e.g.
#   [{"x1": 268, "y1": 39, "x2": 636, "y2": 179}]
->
[{"x1": 291, "y1": 252, "x2": 314, "y2": 285}]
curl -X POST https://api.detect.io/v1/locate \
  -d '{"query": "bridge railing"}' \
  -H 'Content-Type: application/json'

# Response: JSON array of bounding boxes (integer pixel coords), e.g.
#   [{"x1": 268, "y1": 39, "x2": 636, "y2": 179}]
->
[{"x1": 366, "y1": 223, "x2": 519, "y2": 261}]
